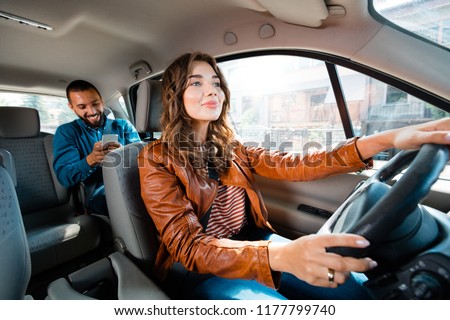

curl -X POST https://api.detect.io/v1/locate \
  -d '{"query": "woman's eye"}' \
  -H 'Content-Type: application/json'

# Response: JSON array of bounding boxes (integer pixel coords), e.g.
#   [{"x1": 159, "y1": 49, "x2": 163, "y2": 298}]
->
[
  {"x1": 213, "y1": 82, "x2": 221, "y2": 87},
  {"x1": 191, "y1": 81, "x2": 202, "y2": 86}
]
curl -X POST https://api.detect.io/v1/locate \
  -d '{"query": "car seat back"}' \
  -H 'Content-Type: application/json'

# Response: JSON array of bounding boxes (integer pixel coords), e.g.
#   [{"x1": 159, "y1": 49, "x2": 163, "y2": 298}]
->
[
  {"x1": 0, "y1": 154, "x2": 31, "y2": 299},
  {"x1": 0, "y1": 106, "x2": 102, "y2": 275},
  {"x1": 103, "y1": 79, "x2": 162, "y2": 276},
  {"x1": 46, "y1": 80, "x2": 169, "y2": 300}
]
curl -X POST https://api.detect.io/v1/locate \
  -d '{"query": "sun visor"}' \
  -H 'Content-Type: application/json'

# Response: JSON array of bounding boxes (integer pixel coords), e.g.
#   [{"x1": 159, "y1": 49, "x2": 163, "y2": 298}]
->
[{"x1": 256, "y1": 0, "x2": 329, "y2": 27}]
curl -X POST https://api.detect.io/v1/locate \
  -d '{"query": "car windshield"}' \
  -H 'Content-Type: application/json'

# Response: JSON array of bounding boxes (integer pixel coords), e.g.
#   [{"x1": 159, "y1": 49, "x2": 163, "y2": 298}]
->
[{"x1": 372, "y1": 0, "x2": 450, "y2": 49}]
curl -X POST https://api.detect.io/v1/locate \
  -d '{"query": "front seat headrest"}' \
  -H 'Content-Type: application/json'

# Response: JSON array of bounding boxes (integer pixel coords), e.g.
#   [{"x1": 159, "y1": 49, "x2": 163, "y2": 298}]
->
[
  {"x1": 135, "y1": 79, "x2": 162, "y2": 133},
  {"x1": 0, "y1": 107, "x2": 40, "y2": 138}
]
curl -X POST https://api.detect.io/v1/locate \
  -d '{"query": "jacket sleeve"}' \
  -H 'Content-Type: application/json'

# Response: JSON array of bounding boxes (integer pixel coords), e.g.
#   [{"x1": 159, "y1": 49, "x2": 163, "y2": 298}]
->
[
  {"x1": 243, "y1": 137, "x2": 372, "y2": 181},
  {"x1": 121, "y1": 119, "x2": 141, "y2": 144},
  {"x1": 138, "y1": 145, "x2": 279, "y2": 288},
  {"x1": 53, "y1": 125, "x2": 97, "y2": 188}
]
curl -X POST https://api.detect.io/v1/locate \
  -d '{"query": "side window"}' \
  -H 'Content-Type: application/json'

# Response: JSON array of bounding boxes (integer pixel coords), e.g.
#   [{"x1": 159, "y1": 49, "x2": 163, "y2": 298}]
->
[
  {"x1": 0, "y1": 92, "x2": 76, "y2": 134},
  {"x1": 336, "y1": 65, "x2": 450, "y2": 163},
  {"x1": 219, "y1": 56, "x2": 345, "y2": 153},
  {"x1": 118, "y1": 96, "x2": 129, "y2": 117},
  {"x1": 219, "y1": 54, "x2": 449, "y2": 178},
  {"x1": 386, "y1": 85, "x2": 407, "y2": 104}
]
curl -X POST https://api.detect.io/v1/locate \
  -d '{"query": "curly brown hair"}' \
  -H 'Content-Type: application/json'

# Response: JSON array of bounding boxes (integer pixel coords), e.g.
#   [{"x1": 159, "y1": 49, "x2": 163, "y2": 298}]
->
[{"x1": 160, "y1": 52, "x2": 238, "y2": 175}]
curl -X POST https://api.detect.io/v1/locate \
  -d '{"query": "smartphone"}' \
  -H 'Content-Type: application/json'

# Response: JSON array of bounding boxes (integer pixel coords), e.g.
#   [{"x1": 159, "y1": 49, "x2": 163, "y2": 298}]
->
[{"x1": 101, "y1": 134, "x2": 119, "y2": 149}]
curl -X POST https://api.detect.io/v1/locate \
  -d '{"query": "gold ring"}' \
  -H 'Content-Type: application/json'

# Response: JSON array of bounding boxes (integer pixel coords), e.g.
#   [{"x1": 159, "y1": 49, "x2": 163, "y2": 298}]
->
[{"x1": 327, "y1": 268, "x2": 335, "y2": 283}]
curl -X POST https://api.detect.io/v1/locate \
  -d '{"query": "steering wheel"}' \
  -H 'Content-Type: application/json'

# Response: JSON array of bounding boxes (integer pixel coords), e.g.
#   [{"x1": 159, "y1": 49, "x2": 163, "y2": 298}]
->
[{"x1": 318, "y1": 143, "x2": 449, "y2": 263}]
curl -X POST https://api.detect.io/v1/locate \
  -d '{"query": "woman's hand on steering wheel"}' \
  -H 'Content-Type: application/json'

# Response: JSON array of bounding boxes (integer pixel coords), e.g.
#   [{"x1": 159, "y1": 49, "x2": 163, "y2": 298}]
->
[{"x1": 268, "y1": 233, "x2": 377, "y2": 288}]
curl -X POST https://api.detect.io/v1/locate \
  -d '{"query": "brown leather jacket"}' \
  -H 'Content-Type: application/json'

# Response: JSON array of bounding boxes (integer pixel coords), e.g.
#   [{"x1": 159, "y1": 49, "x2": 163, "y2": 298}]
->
[{"x1": 138, "y1": 137, "x2": 370, "y2": 288}]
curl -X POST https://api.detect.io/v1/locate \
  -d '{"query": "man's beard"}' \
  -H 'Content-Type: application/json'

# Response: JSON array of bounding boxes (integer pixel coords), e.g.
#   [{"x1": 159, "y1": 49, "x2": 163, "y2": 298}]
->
[{"x1": 80, "y1": 112, "x2": 105, "y2": 129}]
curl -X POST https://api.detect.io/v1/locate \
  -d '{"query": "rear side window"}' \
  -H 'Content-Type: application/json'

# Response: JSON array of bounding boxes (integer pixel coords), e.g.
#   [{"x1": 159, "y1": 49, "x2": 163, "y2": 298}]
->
[
  {"x1": 0, "y1": 92, "x2": 77, "y2": 134},
  {"x1": 118, "y1": 96, "x2": 129, "y2": 117}
]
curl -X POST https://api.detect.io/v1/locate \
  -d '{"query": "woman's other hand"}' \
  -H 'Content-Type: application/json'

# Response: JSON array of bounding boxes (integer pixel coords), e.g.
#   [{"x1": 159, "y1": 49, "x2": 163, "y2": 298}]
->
[{"x1": 268, "y1": 233, "x2": 377, "y2": 288}]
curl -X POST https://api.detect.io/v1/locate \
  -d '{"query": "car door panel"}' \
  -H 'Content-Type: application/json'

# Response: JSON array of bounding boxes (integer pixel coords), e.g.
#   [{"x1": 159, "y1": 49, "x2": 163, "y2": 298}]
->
[
  {"x1": 257, "y1": 171, "x2": 450, "y2": 240},
  {"x1": 255, "y1": 173, "x2": 367, "y2": 239}
]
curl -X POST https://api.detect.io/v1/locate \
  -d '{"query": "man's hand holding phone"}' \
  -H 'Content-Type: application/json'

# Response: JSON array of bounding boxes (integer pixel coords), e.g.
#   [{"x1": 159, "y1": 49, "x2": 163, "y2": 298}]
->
[
  {"x1": 87, "y1": 134, "x2": 121, "y2": 167},
  {"x1": 101, "y1": 134, "x2": 120, "y2": 150}
]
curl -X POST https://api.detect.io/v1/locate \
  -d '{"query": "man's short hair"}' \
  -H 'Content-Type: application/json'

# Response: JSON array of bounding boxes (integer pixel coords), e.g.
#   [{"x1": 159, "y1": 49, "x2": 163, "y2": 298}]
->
[{"x1": 66, "y1": 80, "x2": 102, "y2": 103}]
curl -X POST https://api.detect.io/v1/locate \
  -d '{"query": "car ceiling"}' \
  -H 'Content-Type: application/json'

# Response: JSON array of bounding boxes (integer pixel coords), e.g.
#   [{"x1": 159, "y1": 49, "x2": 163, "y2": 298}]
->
[{"x1": 0, "y1": 0, "x2": 449, "y2": 104}]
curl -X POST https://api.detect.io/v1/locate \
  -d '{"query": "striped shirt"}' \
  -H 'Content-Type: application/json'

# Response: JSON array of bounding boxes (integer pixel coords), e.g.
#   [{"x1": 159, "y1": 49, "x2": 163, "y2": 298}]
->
[{"x1": 205, "y1": 185, "x2": 247, "y2": 238}]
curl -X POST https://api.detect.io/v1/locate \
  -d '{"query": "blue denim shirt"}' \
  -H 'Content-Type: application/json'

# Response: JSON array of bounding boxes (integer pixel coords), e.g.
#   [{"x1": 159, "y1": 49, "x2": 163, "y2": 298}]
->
[{"x1": 53, "y1": 115, "x2": 141, "y2": 189}]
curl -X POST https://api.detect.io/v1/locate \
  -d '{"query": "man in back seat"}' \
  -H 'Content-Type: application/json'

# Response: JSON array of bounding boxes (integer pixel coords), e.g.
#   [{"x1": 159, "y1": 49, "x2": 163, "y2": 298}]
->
[{"x1": 53, "y1": 80, "x2": 141, "y2": 215}]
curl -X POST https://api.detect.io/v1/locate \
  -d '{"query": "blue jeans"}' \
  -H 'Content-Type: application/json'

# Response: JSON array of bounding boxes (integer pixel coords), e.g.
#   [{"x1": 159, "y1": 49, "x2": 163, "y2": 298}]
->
[
  {"x1": 87, "y1": 185, "x2": 109, "y2": 216},
  {"x1": 163, "y1": 228, "x2": 373, "y2": 300}
]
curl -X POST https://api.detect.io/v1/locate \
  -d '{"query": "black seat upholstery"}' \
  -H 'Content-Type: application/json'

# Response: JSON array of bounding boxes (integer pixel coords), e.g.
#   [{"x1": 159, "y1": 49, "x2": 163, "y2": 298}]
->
[
  {"x1": 0, "y1": 151, "x2": 31, "y2": 299},
  {"x1": 0, "y1": 106, "x2": 103, "y2": 275}
]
